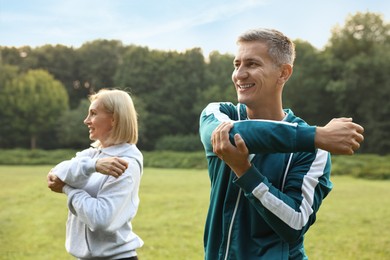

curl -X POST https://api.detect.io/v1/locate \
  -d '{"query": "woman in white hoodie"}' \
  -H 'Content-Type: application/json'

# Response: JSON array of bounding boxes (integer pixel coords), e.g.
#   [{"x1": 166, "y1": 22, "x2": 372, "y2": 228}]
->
[{"x1": 47, "y1": 89, "x2": 143, "y2": 260}]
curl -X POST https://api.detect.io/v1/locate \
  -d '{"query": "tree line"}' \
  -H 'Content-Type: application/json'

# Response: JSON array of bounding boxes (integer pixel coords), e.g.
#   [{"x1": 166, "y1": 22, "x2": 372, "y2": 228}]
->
[{"x1": 0, "y1": 12, "x2": 389, "y2": 154}]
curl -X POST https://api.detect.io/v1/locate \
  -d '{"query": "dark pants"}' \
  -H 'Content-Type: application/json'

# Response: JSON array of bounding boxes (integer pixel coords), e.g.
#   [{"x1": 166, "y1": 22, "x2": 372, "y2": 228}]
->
[{"x1": 117, "y1": 256, "x2": 138, "y2": 260}]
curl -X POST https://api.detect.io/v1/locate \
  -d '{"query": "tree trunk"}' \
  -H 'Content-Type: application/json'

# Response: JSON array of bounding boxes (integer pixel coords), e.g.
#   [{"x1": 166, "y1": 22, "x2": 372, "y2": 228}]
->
[{"x1": 30, "y1": 135, "x2": 36, "y2": 150}]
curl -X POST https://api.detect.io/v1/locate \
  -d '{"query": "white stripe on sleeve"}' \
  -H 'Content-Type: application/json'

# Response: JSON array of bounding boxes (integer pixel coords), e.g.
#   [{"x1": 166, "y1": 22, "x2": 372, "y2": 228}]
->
[{"x1": 252, "y1": 149, "x2": 328, "y2": 230}]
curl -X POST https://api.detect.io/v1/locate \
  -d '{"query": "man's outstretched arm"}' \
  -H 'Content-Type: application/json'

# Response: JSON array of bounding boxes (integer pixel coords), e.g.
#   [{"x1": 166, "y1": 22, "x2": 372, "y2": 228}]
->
[
  {"x1": 200, "y1": 102, "x2": 364, "y2": 156},
  {"x1": 212, "y1": 118, "x2": 364, "y2": 157}
]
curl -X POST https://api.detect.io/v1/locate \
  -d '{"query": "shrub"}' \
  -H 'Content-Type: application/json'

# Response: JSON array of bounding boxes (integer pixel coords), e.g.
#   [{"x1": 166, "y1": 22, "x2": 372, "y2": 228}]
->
[
  {"x1": 1, "y1": 149, "x2": 389, "y2": 180},
  {"x1": 331, "y1": 154, "x2": 390, "y2": 180},
  {"x1": 143, "y1": 151, "x2": 207, "y2": 169},
  {"x1": 0, "y1": 149, "x2": 76, "y2": 165},
  {"x1": 155, "y1": 134, "x2": 203, "y2": 151}
]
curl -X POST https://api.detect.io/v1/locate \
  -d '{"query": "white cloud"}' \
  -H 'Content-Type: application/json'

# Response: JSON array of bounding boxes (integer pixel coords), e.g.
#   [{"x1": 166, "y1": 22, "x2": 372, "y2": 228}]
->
[
  {"x1": 0, "y1": 0, "x2": 388, "y2": 54},
  {"x1": 114, "y1": 0, "x2": 268, "y2": 41}
]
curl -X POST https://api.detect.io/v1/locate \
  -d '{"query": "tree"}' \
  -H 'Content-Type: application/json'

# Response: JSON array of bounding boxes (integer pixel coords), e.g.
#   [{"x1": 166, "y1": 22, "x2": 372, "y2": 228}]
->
[
  {"x1": 29, "y1": 45, "x2": 79, "y2": 108},
  {"x1": 284, "y1": 40, "x2": 337, "y2": 126},
  {"x1": 114, "y1": 46, "x2": 164, "y2": 149},
  {"x1": 194, "y1": 51, "x2": 236, "y2": 114},
  {"x1": 325, "y1": 12, "x2": 390, "y2": 153},
  {"x1": 76, "y1": 40, "x2": 125, "y2": 93},
  {"x1": 0, "y1": 65, "x2": 20, "y2": 147},
  {"x1": 328, "y1": 12, "x2": 389, "y2": 61},
  {"x1": 0, "y1": 46, "x2": 35, "y2": 72},
  {"x1": 57, "y1": 99, "x2": 90, "y2": 149},
  {"x1": 0, "y1": 69, "x2": 69, "y2": 149},
  {"x1": 115, "y1": 47, "x2": 206, "y2": 150},
  {"x1": 1, "y1": 45, "x2": 80, "y2": 108}
]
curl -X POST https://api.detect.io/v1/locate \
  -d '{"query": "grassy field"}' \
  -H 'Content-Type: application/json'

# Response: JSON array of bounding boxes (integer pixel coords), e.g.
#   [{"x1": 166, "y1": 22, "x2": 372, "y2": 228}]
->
[{"x1": 0, "y1": 166, "x2": 389, "y2": 259}]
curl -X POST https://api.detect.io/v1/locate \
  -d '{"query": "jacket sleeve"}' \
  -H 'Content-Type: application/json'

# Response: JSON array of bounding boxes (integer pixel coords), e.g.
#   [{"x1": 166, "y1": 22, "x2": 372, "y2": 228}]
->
[
  {"x1": 199, "y1": 102, "x2": 316, "y2": 156},
  {"x1": 63, "y1": 158, "x2": 141, "y2": 232},
  {"x1": 51, "y1": 148, "x2": 98, "y2": 188},
  {"x1": 234, "y1": 149, "x2": 332, "y2": 243}
]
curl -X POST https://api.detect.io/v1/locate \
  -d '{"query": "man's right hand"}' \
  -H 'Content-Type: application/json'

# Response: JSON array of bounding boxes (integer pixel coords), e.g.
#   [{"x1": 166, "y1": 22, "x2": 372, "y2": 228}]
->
[{"x1": 315, "y1": 118, "x2": 364, "y2": 155}]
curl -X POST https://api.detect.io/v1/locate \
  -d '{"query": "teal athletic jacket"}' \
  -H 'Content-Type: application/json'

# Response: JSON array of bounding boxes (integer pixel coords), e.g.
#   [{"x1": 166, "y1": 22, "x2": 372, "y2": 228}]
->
[{"x1": 199, "y1": 102, "x2": 332, "y2": 260}]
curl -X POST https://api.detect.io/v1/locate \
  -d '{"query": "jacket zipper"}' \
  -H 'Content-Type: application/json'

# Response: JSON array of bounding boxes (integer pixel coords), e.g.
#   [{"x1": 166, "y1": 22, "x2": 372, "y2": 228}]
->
[
  {"x1": 224, "y1": 189, "x2": 242, "y2": 260},
  {"x1": 223, "y1": 104, "x2": 245, "y2": 259}
]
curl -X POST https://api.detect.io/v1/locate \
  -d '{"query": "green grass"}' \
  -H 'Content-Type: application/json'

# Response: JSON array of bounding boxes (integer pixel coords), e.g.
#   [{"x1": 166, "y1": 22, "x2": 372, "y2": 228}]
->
[
  {"x1": 305, "y1": 176, "x2": 390, "y2": 259},
  {"x1": 0, "y1": 166, "x2": 389, "y2": 259},
  {"x1": 0, "y1": 166, "x2": 71, "y2": 260},
  {"x1": 134, "y1": 168, "x2": 209, "y2": 259}
]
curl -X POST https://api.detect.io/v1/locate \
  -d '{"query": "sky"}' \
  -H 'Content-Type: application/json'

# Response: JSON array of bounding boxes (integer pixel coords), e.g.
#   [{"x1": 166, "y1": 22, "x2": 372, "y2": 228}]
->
[{"x1": 1, "y1": 0, "x2": 389, "y2": 56}]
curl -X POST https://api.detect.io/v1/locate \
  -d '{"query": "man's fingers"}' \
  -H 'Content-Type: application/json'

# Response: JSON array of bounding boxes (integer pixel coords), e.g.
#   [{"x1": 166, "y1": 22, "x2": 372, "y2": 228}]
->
[
  {"x1": 355, "y1": 124, "x2": 365, "y2": 135},
  {"x1": 234, "y1": 134, "x2": 245, "y2": 151},
  {"x1": 212, "y1": 122, "x2": 233, "y2": 154},
  {"x1": 355, "y1": 132, "x2": 364, "y2": 143},
  {"x1": 332, "y1": 117, "x2": 352, "y2": 122},
  {"x1": 234, "y1": 133, "x2": 249, "y2": 156},
  {"x1": 352, "y1": 140, "x2": 360, "y2": 151},
  {"x1": 351, "y1": 123, "x2": 364, "y2": 145},
  {"x1": 212, "y1": 122, "x2": 233, "y2": 139}
]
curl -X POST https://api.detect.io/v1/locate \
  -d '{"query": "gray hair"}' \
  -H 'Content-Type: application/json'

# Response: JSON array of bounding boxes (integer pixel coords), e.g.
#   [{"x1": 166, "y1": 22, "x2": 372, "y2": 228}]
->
[{"x1": 237, "y1": 28, "x2": 296, "y2": 66}]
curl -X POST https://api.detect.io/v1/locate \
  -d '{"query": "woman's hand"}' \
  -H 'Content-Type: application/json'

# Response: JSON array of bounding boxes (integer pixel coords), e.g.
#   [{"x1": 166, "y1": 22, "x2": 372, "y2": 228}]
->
[
  {"x1": 96, "y1": 157, "x2": 129, "y2": 178},
  {"x1": 47, "y1": 172, "x2": 66, "y2": 193}
]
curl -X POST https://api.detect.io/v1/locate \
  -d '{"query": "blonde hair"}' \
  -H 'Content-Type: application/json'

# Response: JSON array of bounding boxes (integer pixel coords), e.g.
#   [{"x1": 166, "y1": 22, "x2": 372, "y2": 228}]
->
[{"x1": 89, "y1": 89, "x2": 138, "y2": 147}]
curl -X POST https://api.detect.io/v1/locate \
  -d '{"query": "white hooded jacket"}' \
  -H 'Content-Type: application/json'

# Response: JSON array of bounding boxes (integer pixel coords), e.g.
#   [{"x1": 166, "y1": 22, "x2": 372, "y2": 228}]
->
[{"x1": 53, "y1": 143, "x2": 143, "y2": 259}]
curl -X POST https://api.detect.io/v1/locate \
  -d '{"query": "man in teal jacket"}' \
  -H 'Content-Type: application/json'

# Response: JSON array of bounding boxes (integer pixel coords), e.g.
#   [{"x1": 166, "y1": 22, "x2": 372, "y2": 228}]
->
[{"x1": 199, "y1": 28, "x2": 364, "y2": 259}]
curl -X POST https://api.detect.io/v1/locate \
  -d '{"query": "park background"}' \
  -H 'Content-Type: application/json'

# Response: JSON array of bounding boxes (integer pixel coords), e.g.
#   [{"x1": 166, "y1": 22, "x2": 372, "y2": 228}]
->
[{"x1": 1, "y1": 1, "x2": 390, "y2": 259}]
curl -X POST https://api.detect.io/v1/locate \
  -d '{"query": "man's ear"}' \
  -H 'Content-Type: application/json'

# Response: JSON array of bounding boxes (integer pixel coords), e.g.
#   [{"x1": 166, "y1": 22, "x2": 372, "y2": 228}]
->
[{"x1": 278, "y1": 64, "x2": 293, "y2": 84}]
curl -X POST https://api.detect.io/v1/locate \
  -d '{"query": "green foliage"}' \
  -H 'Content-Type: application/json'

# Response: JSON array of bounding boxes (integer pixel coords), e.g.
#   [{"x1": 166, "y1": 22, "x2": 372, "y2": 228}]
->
[
  {"x1": 155, "y1": 134, "x2": 203, "y2": 151},
  {"x1": 30, "y1": 44, "x2": 80, "y2": 108},
  {"x1": 1, "y1": 149, "x2": 389, "y2": 180},
  {"x1": 325, "y1": 12, "x2": 390, "y2": 153},
  {"x1": 0, "y1": 149, "x2": 209, "y2": 169},
  {"x1": 1, "y1": 11, "x2": 389, "y2": 154},
  {"x1": 0, "y1": 65, "x2": 21, "y2": 146},
  {"x1": 0, "y1": 64, "x2": 19, "y2": 84},
  {"x1": 143, "y1": 151, "x2": 207, "y2": 169},
  {"x1": 0, "y1": 149, "x2": 77, "y2": 165},
  {"x1": 0, "y1": 167, "x2": 389, "y2": 259},
  {"x1": 0, "y1": 69, "x2": 69, "y2": 149},
  {"x1": 76, "y1": 40, "x2": 125, "y2": 92},
  {"x1": 331, "y1": 154, "x2": 390, "y2": 179},
  {"x1": 329, "y1": 12, "x2": 389, "y2": 61},
  {"x1": 115, "y1": 47, "x2": 206, "y2": 150},
  {"x1": 57, "y1": 99, "x2": 91, "y2": 149},
  {"x1": 284, "y1": 41, "x2": 337, "y2": 126},
  {"x1": 194, "y1": 52, "x2": 236, "y2": 111}
]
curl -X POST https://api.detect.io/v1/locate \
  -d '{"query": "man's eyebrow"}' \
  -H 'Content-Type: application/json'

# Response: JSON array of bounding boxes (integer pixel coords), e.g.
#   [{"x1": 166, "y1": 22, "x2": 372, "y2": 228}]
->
[
  {"x1": 234, "y1": 58, "x2": 262, "y2": 64},
  {"x1": 246, "y1": 58, "x2": 262, "y2": 63}
]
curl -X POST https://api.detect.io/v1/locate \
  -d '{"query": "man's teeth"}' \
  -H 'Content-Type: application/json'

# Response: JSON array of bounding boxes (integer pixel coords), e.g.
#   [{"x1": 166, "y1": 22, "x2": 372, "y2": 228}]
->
[{"x1": 239, "y1": 84, "x2": 254, "y2": 89}]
